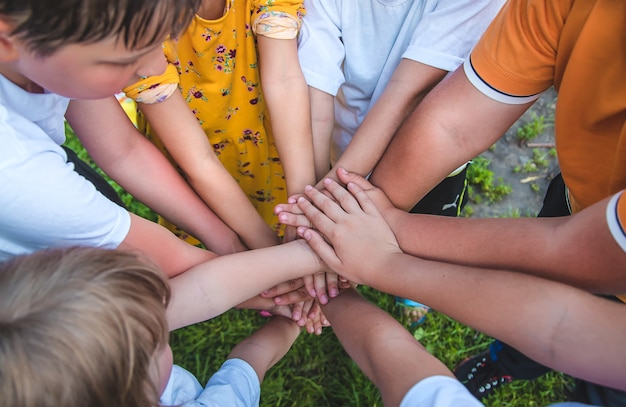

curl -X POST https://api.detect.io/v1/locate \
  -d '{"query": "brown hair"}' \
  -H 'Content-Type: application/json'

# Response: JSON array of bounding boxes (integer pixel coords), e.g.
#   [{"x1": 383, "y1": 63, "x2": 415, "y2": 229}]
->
[
  {"x1": 0, "y1": 247, "x2": 171, "y2": 407},
  {"x1": 0, "y1": 0, "x2": 201, "y2": 55}
]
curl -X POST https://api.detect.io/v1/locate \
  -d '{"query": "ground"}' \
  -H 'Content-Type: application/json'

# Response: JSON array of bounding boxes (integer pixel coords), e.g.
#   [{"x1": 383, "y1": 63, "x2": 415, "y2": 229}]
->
[{"x1": 466, "y1": 87, "x2": 559, "y2": 218}]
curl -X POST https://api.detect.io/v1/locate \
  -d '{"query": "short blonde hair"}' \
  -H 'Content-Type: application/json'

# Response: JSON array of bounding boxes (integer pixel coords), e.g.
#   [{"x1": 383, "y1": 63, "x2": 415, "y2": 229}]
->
[{"x1": 0, "y1": 247, "x2": 170, "y2": 407}]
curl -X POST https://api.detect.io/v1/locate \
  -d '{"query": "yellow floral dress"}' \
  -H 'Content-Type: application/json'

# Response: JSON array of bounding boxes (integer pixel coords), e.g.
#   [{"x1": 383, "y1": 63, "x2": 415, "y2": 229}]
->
[{"x1": 124, "y1": 0, "x2": 305, "y2": 242}]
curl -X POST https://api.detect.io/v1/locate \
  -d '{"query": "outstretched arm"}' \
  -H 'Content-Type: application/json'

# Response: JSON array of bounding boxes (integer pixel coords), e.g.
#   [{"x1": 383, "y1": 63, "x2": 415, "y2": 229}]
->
[
  {"x1": 257, "y1": 35, "x2": 316, "y2": 199},
  {"x1": 308, "y1": 86, "x2": 334, "y2": 181},
  {"x1": 318, "y1": 59, "x2": 446, "y2": 187},
  {"x1": 278, "y1": 169, "x2": 626, "y2": 293},
  {"x1": 137, "y1": 93, "x2": 281, "y2": 250},
  {"x1": 227, "y1": 317, "x2": 301, "y2": 383},
  {"x1": 370, "y1": 67, "x2": 532, "y2": 210},
  {"x1": 294, "y1": 179, "x2": 626, "y2": 391},
  {"x1": 166, "y1": 239, "x2": 324, "y2": 330},
  {"x1": 344, "y1": 170, "x2": 626, "y2": 293},
  {"x1": 322, "y1": 288, "x2": 453, "y2": 407},
  {"x1": 65, "y1": 97, "x2": 246, "y2": 255}
]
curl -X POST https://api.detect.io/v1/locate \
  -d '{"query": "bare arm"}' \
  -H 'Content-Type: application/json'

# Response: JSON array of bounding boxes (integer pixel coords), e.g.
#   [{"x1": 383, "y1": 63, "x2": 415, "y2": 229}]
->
[
  {"x1": 335, "y1": 170, "x2": 626, "y2": 293},
  {"x1": 65, "y1": 98, "x2": 246, "y2": 255},
  {"x1": 308, "y1": 86, "x2": 334, "y2": 181},
  {"x1": 370, "y1": 67, "x2": 532, "y2": 210},
  {"x1": 166, "y1": 239, "x2": 323, "y2": 330},
  {"x1": 321, "y1": 59, "x2": 447, "y2": 185},
  {"x1": 227, "y1": 317, "x2": 301, "y2": 383},
  {"x1": 119, "y1": 213, "x2": 218, "y2": 277},
  {"x1": 322, "y1": 288, "x2": 453, "y2": 407},
  {"x1": 296, "y1": 181, "x2": 626, "y2": 391},
  {"x1": 257, "y1": 35, "x2": 316, "y2": 196},
  {"x1": 137, "y1": 93, "x2": 281, "y2": 249}
]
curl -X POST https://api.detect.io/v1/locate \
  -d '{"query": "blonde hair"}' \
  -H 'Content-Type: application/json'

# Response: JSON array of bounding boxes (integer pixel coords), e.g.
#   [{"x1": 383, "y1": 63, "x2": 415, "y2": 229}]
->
[{"x1": 0, "y1": 247, "x2": 171, "y2": 407}]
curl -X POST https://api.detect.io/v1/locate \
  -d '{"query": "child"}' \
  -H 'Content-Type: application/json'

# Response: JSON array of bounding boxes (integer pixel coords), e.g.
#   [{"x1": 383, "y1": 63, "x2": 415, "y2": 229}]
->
[
  {"x1": 363, "y1": 0, "x2": 626, "y2": 401},
  {"x1": 0, "y1": 0, "x2": 328, "y2": 330},
  {"x1": 0, "y1": 246, "x2": 301, "y2": 406},
  {"x1": 286, "y1": 174, "x2": 626, "y2": 403},
  {"x1": 296, "y1": 0, "x2": 505, "y2": 324},
  {"x1": 323, "y1": 287, "x2": 619, "y2": 407},
  {"x1": 122, "y1": 0, "x2": 316, "y2": 249}
]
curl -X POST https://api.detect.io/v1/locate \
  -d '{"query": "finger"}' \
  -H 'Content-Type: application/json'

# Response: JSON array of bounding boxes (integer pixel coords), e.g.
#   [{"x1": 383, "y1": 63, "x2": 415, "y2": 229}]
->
[
  {"x1": 301, "y1": 299, "x2": 314, "y2": 321},
  {"x1": 302, "y1": 185, "x2": 347, "y2": 224},
  {"x1": 326, "y1": 272, "x2": 339, "y2": 298},
  {"x1": 335, "y1": 167, "x2": 375, "y2": 191},
  {"x1": 299, "y1": 228, "x2": 343, "y2": 273},
  {"x1": 261, "y1": 278, "x2": 304, "y2": 298},
  {"x1": 313, "y1": 272, "x2": 329, "y2": 304},
  {"x1": 272, "y1": 286, "x2": 313, "y2": 306},
  {"x1": 288, "y1": 192, "x2": 307, "y2": 204},
  {"x1": 274, "y1": 202, "x2": 304, "y2": 216},
  {"x1": 291, "y1": 300, "x2": 305, "y2": 324},
  {"x1": 322, "y1": 177, "x2": 364, "y2": 214},
  {"x1": 310, "y1": 303, "x2": 330, "y2": 327},
  {"x1": 304, "y1": 317, "x2": 316, "y2": 334},
  {"x1": 346, "y1": 181, "x2": 383, "y2": 216},
  {"x1": 303, "y1": 273, "x2": 316, "y2": 298},
  {"x1": 276, "y1": 210, "x2": 313, "y2": 228}
]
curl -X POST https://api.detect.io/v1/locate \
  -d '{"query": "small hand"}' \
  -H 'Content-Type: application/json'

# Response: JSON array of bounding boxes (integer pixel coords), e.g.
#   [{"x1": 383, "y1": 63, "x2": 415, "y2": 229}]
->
[{"x1": 295, "y1": 178, "x2": 402, "y2": 285}]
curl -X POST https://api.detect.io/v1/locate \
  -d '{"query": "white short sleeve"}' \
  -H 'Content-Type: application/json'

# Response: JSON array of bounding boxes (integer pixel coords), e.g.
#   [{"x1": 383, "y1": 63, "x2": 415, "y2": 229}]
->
[
  {"x1": 400, "y1": 376, "x2": 484, "y2": 407},
  {"x1": 297, "y1": 0, "x2": 345, "y2": 96},
  {"x1": 161, "y1": 359, "x2": 260, "y2": 407},
  {"x1": 0, "y1": 85, "x2": 130, "y2": 260},
  {"x1": 404, "y1": 0, "x2": 506, "y2": 72}
]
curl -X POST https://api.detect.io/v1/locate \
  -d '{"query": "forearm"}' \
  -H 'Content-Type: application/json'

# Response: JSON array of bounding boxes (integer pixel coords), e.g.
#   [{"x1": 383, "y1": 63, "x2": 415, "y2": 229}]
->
[
  {"x1": 228, "y1": 317, "x2": 301, "y2": 383},
  {"x1": 66, "y1": 98, "x2": 242, "y2": 253},
  {"x1": 139, "y1": 96, "x2": 280, "y2": 249},
  {"x1": 186, "y1": 166, "x2": 281, "y2": 249},
  {"x1": 119, "y1": 213, "x2": 218, "y2": 278},
  {"x1": 309, "y1": 87, "x2": 335, "y2": 181},
  {"x1": 385, "y1": 197, "x2": 626, "y2": 293},
  {"x1": 259, "y1": 36, "x2": 316, "y2": 195},
  {"x1": 375, "y1": 253, "x2": 626, "y2": 391},
  {"x1": 166, "y1": 239, "x2": 320, "y2": 330},
  {"x1": 322, "y1": 289, "x2": 452, "y2": 407},
  {"x1": 327, "y1": 59, "x2": 447, "y2": 183},
  {"x1": 370, "y1": 68, "x2": 531, "y2": 210}
]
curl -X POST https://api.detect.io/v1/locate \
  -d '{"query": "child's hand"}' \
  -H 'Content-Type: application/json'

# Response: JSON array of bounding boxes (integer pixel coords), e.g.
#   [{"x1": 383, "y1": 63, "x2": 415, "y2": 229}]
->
[
  {"x1": 303, "y1": 301, "x2": 331, "y2": 335},
  {"x1": 295, "y1": 179, "x2": 402, "y2": 286},
  {"x1": 236, "y1": 295, "x2": 295, "y2": 320},
  {"x1": 334, "y1": 167, "x2": 396, "y2": 217}
]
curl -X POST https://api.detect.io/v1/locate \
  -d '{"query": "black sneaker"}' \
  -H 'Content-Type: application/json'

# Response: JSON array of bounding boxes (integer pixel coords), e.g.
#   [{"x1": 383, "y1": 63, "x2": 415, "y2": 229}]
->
[{"x1": 454, "y1": 351, "x2": 514, "y2": 399}]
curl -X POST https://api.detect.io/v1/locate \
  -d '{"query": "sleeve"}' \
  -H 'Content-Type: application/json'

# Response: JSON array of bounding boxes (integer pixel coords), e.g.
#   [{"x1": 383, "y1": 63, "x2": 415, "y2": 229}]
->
[
  {"x1": 195, "y1": 359, "x2": 260, "y2": 407},
  {"x1": 399, "y1": 376, "x2": 484, "y2": 407},
  {"x1": 251, "y1": 0, "x2": 306, "y2": 40},
  {"x1": 296, "y1": 0, "x2": 345, "y2": 95},
  {"x1": 122, "y1": 40, "x2": 180, "y2": 104},
  {"x1": 160, "y1": 360, "x2": 259, "y2": 407},
  {"x1": 0, "y1": 133, "x2": 130, "y2": 259},
  {"x1": 464, "y1": 0, "x2": 573, "y2": 104},
  {"x1": 404, "y1": 0, "x2": 507, "y2": 73},
  {"x1": 606, "y1": 191, "x2": 626, "y2": 253}
]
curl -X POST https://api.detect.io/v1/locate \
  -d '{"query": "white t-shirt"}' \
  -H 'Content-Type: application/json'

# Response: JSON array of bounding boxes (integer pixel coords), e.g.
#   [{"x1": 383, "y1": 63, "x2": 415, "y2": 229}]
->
[
  {"x1": 297, "y1": 0, "x2": 505, "y2": 163},
  {"x1": 0, "y1": 75, "x2": 130, "y2": 260},
  {"x1": 160, "y1": 360, "x2": 260, "y2": 406},
  {"x1": 400, "y1": 376, "x2": 601, "y2": 407}
]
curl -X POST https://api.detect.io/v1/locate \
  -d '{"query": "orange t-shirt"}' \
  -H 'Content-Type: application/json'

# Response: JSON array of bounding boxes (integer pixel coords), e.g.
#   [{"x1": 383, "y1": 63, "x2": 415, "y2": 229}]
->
[{"x1": 466, "y1": 0, "x2": 626, "y2": 212}]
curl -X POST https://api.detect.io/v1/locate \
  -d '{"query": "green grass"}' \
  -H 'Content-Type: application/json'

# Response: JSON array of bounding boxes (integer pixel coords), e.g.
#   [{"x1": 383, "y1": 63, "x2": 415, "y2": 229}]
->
[{"x1": 64, "y1": 127, "x2": 572, "y2": 406}]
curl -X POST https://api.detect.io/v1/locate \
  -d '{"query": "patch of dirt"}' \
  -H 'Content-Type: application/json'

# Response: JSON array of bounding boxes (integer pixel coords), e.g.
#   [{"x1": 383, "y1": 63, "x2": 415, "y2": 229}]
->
[{"x1": 467, "y1": 88, "x2": 559, "y2": 218}]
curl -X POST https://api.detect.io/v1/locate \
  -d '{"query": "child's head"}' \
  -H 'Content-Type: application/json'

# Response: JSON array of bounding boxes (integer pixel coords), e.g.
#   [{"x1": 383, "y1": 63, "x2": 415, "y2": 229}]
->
[
  {"x1": 0, "y1": 0, "x2": 201, "y2": 98},
  {"x1": 0, "y1": 247, "x2": 172, "y2": 407}
]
